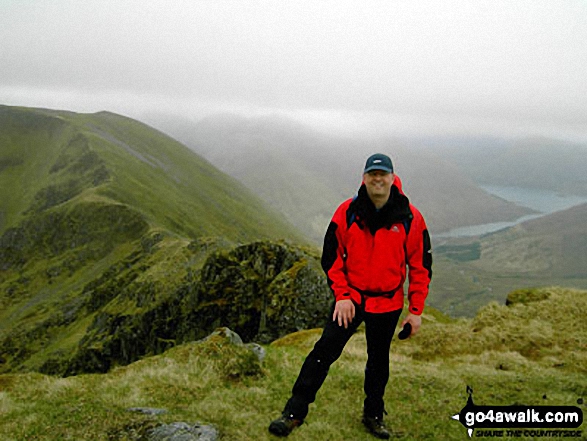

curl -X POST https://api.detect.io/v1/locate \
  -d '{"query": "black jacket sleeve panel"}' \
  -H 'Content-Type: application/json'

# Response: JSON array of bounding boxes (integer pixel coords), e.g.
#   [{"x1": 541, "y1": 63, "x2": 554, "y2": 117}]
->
[
  {"x1": 321, "y1": 221, "x2": 339, "y2": 276},
  {"x1": 422, "y1": 228, "x2": 433, "y2": 280}
]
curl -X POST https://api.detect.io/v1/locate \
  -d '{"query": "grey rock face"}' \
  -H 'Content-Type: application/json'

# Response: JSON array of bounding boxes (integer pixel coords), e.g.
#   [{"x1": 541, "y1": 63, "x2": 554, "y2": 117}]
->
[
  {"x1": 200, "y1": 327, "x2": 243, "y2": 346},
  {"x1": 245, "y1": 342, "x2": 266, "y2": 362}
]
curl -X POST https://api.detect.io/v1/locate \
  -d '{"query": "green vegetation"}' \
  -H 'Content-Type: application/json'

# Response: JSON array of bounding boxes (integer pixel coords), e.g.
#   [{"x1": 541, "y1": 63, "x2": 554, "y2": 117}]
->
[
  {"x1": 434, "y1": 241, "x2": 481, "y2": 262},
  {"x1": 1, "y1": 105, "x2": 585, "y2": 439},
  {"x1": 0, "y1": 287, "x2": 584, "y2": 440},
  {"x1": 0, "y1": 106, "x2": 303, "y2": 241},
  {"x1": 0, "y1": 232, "x2": 330, "y2": 376},
  {"x1": 0, "y1": 105, "x2": 313, "y2": 376}
]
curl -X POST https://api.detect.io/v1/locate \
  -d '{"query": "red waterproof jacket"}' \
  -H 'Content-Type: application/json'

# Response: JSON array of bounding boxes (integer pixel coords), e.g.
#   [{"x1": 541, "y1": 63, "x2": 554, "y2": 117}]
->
[{"x1": 321, "y1": 176, "x2": 432, "y2": 314}]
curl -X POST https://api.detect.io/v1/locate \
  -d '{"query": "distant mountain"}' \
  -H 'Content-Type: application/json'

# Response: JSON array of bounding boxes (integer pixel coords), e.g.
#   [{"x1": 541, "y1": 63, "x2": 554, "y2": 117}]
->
[
  {"x1": 185, "y1": 114, "x2": 350, "y2": 243},
  {"x1": 438, "y1": 136, "x2": 587, "y2": 196},
  {"x1": 162, "y1": 113, "x2": 532, "y2": 242},
  {"x1": 432, "y1": 202, "x2": 587, "y2": 316},
  {"x1": 0, "y1": 105, "x2": 328, "y2": 375}
]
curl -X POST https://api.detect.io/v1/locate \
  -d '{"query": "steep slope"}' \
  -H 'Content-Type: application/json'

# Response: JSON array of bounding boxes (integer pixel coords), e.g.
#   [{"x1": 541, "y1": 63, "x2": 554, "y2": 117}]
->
[
  {"x1": 167, "y1": 113, "x2": 532, "y2": 242},
  {"x1": 0, "y1": 105, "x2": 322, "y2": 375},
  {"x1": 431, "y1": 203, "x2": 587, "y2": 316}
]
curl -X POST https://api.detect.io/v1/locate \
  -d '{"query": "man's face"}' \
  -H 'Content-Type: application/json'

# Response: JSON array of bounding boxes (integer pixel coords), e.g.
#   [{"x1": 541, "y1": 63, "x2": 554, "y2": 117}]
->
[{"x1": 363, "y1": 170, "x2": 394, "y2": 201}]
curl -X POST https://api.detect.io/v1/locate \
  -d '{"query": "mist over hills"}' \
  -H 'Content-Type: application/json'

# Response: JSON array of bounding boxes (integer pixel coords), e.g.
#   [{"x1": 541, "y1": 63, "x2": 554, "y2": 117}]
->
[
  {"x1": 145, "y1": 112, "x2": 587, "y2": 315},
  {"x1": 436, "y1": 136, "x2": 587, "y2": 196},
  {"x1": 160, "y1": 113, "x2": 534, "y2": 243}
]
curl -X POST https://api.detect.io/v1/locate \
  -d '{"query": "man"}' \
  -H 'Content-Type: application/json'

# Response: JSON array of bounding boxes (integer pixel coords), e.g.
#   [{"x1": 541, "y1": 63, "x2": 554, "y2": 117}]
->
[{"x1": 269, "y1": 153, "x2": 432, "y2": 439}]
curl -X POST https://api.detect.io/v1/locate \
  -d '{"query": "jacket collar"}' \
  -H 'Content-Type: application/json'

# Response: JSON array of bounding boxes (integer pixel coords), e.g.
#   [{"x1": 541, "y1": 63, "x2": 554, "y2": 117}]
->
[{"x1": 348, "y1": 184, "x2": 412, "y2": 234}]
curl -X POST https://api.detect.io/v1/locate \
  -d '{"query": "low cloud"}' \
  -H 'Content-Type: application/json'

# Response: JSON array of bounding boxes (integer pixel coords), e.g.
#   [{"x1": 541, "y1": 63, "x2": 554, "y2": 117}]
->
[{"x1": 1, "y1": 0, "x2": 586, "y2": 142}]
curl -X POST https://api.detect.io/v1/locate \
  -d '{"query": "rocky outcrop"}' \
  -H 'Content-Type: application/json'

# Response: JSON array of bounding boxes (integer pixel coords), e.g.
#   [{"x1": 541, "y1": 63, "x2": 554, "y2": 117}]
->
[
  {"x1": 38, "y1": 240, "x2": 331, "y2": 376},
  {"x1": 0, "y1": 105, "x2": 317, "y2": 378},
  {"x1": 180, "y1": 241, "x2": 331, "y2": 343}
]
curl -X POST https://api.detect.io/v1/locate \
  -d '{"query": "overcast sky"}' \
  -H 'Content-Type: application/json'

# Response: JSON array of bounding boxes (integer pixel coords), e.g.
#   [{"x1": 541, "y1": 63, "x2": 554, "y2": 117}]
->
[{"x1": 1, "y1": 0, "x2": 586, "y2": 141}]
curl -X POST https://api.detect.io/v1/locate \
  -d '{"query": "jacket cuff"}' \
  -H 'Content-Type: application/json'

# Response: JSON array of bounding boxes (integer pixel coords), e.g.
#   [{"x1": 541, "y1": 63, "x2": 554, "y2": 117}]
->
[
  {"x1": 408, "y1": 303, "x2": 424, "y2": 315},
  {"x1": 335, "y1": 289, "x2": 362, "y2": 305}
]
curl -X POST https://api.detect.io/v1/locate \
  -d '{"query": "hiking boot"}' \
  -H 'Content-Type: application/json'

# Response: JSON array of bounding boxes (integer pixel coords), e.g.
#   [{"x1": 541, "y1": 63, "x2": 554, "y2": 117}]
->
[
  {"x1": 268, "y1": 413, "x2": 303, "y2": 437},
  {"x1": 362, "y1": 414, "x2": 391, "y2": 439}
]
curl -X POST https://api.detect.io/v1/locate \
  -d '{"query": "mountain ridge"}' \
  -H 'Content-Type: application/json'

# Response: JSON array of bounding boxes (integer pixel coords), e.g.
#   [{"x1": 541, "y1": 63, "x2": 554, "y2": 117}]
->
[
  {"x1": 0, "y1": 105, "x2": 304, "y2": 241},
  {"x1": 0, "y1": 105, "x2": 322, "y2": 376},
  {"x1": 2, "y1": 104, "x2": 586, "y2": 380}
]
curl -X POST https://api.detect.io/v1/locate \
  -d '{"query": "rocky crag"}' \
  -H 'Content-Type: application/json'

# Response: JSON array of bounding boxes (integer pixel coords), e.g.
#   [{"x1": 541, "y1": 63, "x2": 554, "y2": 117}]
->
[{"x1": 1, "y1": 236, "x2": 331, "y2": 376}]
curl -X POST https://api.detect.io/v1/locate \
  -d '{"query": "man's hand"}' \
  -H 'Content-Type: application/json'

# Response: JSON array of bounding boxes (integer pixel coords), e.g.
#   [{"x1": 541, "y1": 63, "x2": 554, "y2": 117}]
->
[
  {"x1": 400, "y1": 313, "x2": 422, "y2": 338},
  {"x1": 333, "y1": 299, "x2": 355, "y2": 329}
]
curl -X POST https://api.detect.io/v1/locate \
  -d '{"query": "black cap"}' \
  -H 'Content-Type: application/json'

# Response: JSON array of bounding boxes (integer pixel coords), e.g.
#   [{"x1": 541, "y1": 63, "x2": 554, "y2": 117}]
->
[{"x1": 364, "y1": 153, "x2": 393, "y2": 174}]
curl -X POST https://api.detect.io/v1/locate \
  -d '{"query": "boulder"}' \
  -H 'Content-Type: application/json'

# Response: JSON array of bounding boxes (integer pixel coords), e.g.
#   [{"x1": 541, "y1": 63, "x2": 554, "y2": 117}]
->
[{"x1": 147, "y1": 422, "x2": 218, "y2": 441}]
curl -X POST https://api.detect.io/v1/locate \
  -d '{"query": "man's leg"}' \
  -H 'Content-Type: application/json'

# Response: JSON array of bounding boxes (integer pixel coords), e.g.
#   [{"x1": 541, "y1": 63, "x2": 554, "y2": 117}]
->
[
  {"x1": 283, "y1": 302, "x2": 364, "y2": 420},
  {"x1": 363, "y1": 309, "x2": 402, "y2": 418}
]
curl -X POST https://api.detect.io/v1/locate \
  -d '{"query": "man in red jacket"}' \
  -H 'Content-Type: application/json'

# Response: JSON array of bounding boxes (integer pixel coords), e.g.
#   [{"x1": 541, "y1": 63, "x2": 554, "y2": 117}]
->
[{"x1": 269, "y1": 153, "x2": 432, "y2": 439}]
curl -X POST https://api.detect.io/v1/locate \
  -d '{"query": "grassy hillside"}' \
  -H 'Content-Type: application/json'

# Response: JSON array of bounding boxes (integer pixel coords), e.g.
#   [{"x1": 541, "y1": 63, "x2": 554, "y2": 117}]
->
[
  {"x1": 0, "y1": 106, "x2": 303, "y2": 241},
  {"x1": 0, "y1": 287, "x2": 584, "y2": 440},
  {"x1": 160, "y1": 113, "x2": 532, "y2": 242},
  {"x1": 430, "y1": 203, "x2": 587, "y2": 316},
  {"x1": 0, "y1": 105, "x2": 315, "y2": 376}
]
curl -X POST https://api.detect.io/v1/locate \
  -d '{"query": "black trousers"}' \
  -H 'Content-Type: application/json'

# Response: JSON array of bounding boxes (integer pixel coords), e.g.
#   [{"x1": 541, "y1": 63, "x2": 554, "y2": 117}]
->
[{"x1": 283, "y1": 303, "x2": 402, "y2": 420}]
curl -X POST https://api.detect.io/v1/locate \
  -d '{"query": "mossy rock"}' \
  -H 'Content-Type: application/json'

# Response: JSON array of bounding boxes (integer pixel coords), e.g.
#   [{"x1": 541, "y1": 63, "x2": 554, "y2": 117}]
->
[
  {"x1": 188, "y1": 241, "x2": 331, "y2": 343},
  {"x1": 196, "y1": 328, "x2": 263, "y2": 380}
]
